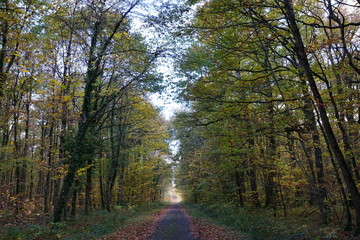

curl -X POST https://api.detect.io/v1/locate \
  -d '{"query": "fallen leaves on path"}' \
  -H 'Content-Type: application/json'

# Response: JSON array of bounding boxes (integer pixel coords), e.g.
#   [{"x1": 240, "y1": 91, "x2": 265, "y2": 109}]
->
[
  {"x1": 100, "y1": 204, "x2": 245, "y2": 240},
  {"x1": 182, "y1": 206, "x2": 246, "y2": 240},
  {"x1": 99, "y1": 206, "x2": 170, "y2": 240}
]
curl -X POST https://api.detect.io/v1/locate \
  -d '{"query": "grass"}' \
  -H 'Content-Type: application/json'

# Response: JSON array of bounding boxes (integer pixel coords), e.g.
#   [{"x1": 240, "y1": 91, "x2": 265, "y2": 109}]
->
[
  {"x1": 183, "y1": 202, "x2": 341, "y2": 240},
  {"x1": 0, "y1": 202, "x2": 168, "y2": 240}
]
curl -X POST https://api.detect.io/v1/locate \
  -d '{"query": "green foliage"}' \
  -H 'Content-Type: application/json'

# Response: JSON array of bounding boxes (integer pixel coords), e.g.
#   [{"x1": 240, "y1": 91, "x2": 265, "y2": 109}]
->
[
  {"x1": 0, "y1": 0, "x2": 171, "y2": 226},
  {"x1": 0, "y1": 203, "x2": 167, "y2": 240},
  {"x1": 173, "y1": 0, "x2": 360, "y2": 232},
  {"x1": 63, "y1": 129, "x2": 102, "y2": 164},
  {"x1": 185, "y1": 202, "x2": 327, "y2": 240}
]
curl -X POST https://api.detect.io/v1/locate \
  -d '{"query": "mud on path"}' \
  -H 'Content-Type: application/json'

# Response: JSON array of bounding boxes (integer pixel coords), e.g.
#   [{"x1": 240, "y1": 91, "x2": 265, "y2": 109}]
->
[{"x1": 149, "y1": 203, "x2": 198, "y2": 240}]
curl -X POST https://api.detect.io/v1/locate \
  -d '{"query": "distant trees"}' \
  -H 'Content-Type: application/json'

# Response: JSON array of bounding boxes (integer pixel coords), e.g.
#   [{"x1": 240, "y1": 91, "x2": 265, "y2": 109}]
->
[
  {"x1": 0, "y1": 0, "x2": 171, "y2": 223},
  {"x1": 174, "y1": 0, "x2": 360, "y2": 229}
]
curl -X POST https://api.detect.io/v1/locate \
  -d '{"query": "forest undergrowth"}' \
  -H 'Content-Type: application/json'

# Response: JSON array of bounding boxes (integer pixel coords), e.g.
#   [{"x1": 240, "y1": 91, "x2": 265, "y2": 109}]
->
[
  {"x1": 184, "y1": 202, "x2": 359, "y2": 240},
  {"x1": 0, "y1": 202, "x2": 168, "y2": 240}
]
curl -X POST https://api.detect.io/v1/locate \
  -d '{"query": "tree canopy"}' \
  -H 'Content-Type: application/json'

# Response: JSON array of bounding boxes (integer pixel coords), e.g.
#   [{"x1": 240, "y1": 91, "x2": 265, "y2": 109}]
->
[{"x1": 1, "y1": 0, "x2": 360, "y2": 237}]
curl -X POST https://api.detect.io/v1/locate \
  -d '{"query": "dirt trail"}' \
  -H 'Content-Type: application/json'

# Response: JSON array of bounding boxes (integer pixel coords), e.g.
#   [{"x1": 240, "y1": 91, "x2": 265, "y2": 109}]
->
[{"x1": 149, "y1": 203, "x2": 198, "y2": 240}]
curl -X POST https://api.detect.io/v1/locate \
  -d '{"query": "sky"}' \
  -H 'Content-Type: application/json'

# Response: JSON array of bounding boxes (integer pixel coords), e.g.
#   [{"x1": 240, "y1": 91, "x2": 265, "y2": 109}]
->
[
  {"x1": 148, "y1": 59, "x2": 184, "y2": 121},
  {"x1": 149, "y1": 92, "x2": 183, "y2": 121},
  {"x1": 129, "y1": 0, "x2": 187, "y2": 121}
]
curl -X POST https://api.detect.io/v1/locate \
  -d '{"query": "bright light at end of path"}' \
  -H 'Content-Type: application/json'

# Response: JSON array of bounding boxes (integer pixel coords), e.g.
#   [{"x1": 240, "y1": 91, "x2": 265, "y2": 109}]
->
[{"x1": 165, "y1": 187, "x2": 182, "y2": 203}]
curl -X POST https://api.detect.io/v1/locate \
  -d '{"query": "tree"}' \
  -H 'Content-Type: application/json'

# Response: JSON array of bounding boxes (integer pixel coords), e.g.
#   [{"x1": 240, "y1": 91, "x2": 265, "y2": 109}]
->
[
  {"x1": 173, "y1": 0, "x2": 360, "y2": 228},
  {"x1": 53, "y1": 0, "x2": 165, "y2": 221}
]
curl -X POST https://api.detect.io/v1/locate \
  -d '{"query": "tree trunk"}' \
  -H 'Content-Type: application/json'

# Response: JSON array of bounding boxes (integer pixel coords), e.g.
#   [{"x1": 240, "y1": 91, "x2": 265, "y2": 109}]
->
[
  {"x1": 235, "y1": 170, "x2": 245, "y2": 207},
  {"x1": 70, "y1": 180, "x2": 79, "y2": 220},
  {"x1": 283, "y1": 0, "x2": 360, "y2": 228},
  {"x1": 247, "y1": 137, "x2": 260, "y2": 207},
  {"x1": 105, "y1": 109, "x2": 118, "y2": 212},
  {"x1": 318, "y1": 115, "x2": 352, "y2": 228},
  {"x1": 44, "y1": 124, "x2": 54, "y2": 214},
  {"x1": 37, "y1": 122, "x2": 46, "y2": 195},
  {"x1": 0, "y1": 0, "x2": 9, "y2": 98},
  {"x1": 301, "y1": 87, "x2": 329, "y2": 223},
  {"x1": 53, "y1": 19, "x2": 101, "y2": 221},
  {"x1": 264, "y1": 134, "x2": 277, "y2": 211},
  {"x1": 249, "y1": 165, "x2": 260, "y2": 207},
  {"x1": 53, "y1": 122, "x2": 88, "y2": 222},
  {"x1": 85, "y1": 159, "x2": 93, "y2": 215},
  {"x1": 99, "y1": 165, "x2": 105, "y2": 209},
  {"x1": 117, "y1": 164, "x2": 125, "y2": 206}
]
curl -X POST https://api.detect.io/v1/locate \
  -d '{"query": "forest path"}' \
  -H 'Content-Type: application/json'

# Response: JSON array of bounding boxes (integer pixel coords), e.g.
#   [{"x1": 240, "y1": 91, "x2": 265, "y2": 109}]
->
[{"x1": 149, "y1": 203, "x2": 198, "y2": 240}]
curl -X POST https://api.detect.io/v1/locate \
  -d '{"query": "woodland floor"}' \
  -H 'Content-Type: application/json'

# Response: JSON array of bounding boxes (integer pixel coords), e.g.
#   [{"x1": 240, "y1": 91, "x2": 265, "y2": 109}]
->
[
  {"x1": 2, "y1": 203, "x2": 359, "y2": 239},
  {"x1": 102, "y1": 203, "x2": 245, "y2": 240}
]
